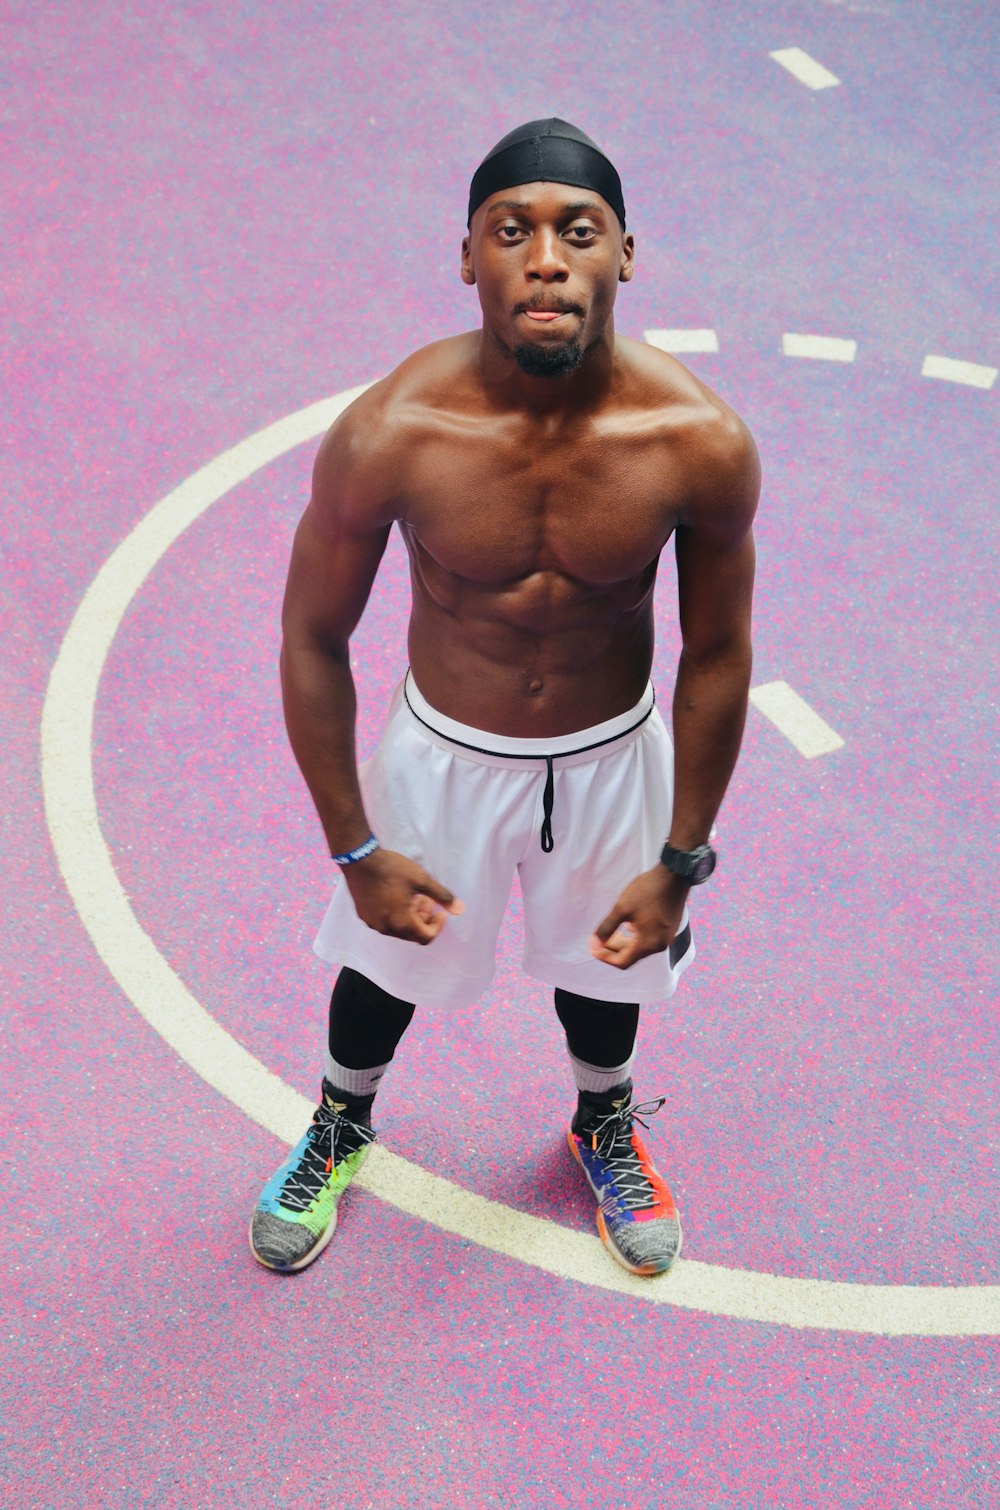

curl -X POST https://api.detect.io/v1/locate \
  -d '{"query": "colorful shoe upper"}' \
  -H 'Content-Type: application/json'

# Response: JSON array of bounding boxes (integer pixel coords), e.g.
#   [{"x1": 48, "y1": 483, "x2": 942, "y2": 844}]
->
[
  {"x1": 250, "y1": 1081, "x2": 375, "y2": 1271},
  {"x1": 570, "y1": 1094, "x2": 682, "y2": 1275}
]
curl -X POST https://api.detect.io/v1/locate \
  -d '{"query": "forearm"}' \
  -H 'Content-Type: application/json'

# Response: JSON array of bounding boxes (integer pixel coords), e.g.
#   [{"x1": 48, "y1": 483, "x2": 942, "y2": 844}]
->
[
  {"x1": 280, "y1": 636, "x2": 372, "y2": 856},
  {"x1": 668, "y1": 644, "x2": 752, "y2": 849}
]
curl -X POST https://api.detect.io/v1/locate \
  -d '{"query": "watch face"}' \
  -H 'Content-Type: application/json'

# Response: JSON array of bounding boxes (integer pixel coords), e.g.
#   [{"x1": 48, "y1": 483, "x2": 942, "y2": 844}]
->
[{"x1": 660, "y1": 842, "x2": 717, "y2": 882}]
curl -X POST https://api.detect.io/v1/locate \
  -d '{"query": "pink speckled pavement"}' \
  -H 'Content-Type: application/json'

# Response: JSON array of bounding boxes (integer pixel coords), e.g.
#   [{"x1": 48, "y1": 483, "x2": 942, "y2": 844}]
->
[{"x1": 3, "y1": 3, "x2": 997, "y2": 1507}]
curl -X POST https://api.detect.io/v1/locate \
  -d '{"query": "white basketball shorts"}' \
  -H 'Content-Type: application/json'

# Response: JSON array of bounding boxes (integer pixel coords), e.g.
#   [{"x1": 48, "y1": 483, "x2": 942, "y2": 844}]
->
[{"x1": 313, "y1": 671, "x2": 696, "y2": 1008}]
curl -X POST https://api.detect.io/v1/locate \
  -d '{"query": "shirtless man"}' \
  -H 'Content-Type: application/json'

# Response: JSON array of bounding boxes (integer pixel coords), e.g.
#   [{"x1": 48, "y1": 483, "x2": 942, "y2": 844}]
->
[{"x1": 250, "y1": 119, "x2": 759, "y2": 1277}]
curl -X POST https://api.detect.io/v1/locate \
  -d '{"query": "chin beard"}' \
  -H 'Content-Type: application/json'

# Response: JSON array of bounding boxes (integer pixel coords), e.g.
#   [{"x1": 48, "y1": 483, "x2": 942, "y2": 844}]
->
[{"x1": 512, "y1": 338, "x2": 584, "y2": 378}]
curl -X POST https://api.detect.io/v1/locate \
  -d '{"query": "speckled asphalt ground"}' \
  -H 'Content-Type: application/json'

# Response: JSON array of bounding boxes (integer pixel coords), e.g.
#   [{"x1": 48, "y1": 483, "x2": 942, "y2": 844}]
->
[{"x1": 3, "y1": 2, "x2": 997, "y2": 1506}]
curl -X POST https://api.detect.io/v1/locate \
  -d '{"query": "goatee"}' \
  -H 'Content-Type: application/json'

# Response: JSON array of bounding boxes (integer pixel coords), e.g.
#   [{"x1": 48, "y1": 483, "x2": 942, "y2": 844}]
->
[{"x1": 513, "y1": 339, "x2": 584, "y2": 378}]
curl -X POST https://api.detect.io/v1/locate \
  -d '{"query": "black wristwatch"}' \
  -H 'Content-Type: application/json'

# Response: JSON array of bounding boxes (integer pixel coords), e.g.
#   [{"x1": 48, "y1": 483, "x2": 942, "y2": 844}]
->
[{"x1": 660, "y1": 841, "x2": 717, "y2": 885}]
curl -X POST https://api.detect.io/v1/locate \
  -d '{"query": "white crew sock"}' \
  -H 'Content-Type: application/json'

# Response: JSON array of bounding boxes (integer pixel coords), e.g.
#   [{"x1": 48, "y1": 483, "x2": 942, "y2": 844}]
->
[
  {"x1": 568, "y1": 1051, "x2": 634, "y2": 1096},
  {"x1": 324, "y1": 1051, "x2": 390, "y2": 1099}
]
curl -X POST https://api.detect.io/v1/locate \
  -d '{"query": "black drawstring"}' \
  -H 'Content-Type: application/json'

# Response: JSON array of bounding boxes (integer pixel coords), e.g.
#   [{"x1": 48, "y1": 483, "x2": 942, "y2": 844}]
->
[
  {"x1": 401, "y1": 676, "x2": 654, "y2": 855},
  {"x1": 540, "y1": 756, "x2": 555, "y2": 853}
]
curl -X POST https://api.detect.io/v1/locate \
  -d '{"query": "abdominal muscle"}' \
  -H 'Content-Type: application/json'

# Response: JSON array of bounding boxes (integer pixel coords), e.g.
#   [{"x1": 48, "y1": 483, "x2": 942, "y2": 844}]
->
[{"x1": 405, "y1": 559, "x2": 658, "y2": 739}]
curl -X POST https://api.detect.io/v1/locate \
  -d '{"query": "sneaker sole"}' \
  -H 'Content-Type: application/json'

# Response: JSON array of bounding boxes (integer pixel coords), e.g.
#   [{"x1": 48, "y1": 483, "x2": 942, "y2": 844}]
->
[{"x1": 567, "y1": 1128, "x2": 683, "y2": 1277}]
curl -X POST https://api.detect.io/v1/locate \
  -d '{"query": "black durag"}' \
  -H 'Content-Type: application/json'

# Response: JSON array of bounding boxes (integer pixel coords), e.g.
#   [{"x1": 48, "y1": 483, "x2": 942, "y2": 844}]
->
[{"x1": 467, "y1": 118, "x2": 626, "y2": 230}]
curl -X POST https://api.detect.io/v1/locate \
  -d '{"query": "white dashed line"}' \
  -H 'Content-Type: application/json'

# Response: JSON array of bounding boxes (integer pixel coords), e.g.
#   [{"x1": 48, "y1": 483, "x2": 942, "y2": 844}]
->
[
  {"x1": 750, "y1": 681, "x2": 845, "y2": 758},
  {"x1": 770, "y1": 48, "x2": 841, "y2": 90},
  {"x1": 922, "y1": 355, "x2": 997, "y2": 391},
  {"x1": 783, "y1": 333, "x2": 857, "y2": 363},
  {"x1": 644, "y1": 328, "x2": 719, "y2": 354},
  {"x1": 644, "y1": 328, "x2": 995, "y2": 394}
]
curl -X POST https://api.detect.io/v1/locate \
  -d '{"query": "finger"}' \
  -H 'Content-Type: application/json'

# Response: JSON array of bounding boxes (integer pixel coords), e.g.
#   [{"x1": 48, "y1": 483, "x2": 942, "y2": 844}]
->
[
  {"x1": 412, "y1": 895, "x2": 456, "y2": 931},
  {"x1": 409, "y1": 896, "x2": 449, "y2": 940},
  {"x1": 592, "y1": 918, "x2": 659, "y2": 965},
  {"x1": 412, "y1": 873, "x2": 464, "y2": 914},
  {"x1": 592, "y1": 902, "x2": 628, "y2": 944},
  {"x1": 392, "y1": 915, "x2": 446, "y2": 944},
  {"x1": 590, "y1": 924, "x2": 636, "y2": 961},
  {"x1": 592, "y1": 935, "x2": 648, "y2": 969},
  {"x1": 590, "y1": 918, "x2": 634, "y2": 951}
]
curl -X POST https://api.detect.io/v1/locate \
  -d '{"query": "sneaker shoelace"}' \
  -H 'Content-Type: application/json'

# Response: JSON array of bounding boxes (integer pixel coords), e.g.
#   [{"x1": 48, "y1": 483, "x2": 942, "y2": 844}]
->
[
  {"x1": 277, "y1": 1101, "x2": 375, "y2": 1214},
  {"x1": 584, "y1": 1097, "x2": 667, "y2": 1214}
]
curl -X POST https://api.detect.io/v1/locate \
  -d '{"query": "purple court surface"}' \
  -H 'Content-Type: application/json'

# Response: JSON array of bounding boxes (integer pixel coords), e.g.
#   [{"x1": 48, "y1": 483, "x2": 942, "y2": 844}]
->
[{"x1": 3, "y1": 2, "x2": 998, "y2": 1506}]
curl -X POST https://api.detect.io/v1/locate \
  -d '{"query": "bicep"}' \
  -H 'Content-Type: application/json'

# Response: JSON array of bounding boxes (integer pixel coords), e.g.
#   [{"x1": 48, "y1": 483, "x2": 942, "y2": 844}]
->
[
  {"x1": 674, "y1": 525, "x2": 755, "y2": 661},
  {"x1": 281, "y1": 503, "x2": 391, "y2": 653},
  {"x1": 281, "y1": 400, "x2": 396, "y2": 651},
  {"x1": 674, "y1": 420, "x2": 760, "y2": 660}
]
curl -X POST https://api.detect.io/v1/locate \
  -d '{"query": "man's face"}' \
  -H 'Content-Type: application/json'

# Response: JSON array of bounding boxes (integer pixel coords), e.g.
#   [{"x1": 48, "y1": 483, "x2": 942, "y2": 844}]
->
[{"x1": 461, "y1": 183, "x2": 634, "y2": 376}]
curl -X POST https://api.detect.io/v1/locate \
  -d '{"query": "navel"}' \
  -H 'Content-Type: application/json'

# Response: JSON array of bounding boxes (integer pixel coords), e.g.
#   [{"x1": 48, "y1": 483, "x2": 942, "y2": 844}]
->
[{"x1": 526, "y1": 677, "x2": 544, "y2": 696}]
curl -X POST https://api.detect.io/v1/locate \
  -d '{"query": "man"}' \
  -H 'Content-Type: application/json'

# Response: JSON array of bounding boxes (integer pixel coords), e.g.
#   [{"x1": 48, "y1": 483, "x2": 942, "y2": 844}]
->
[{"x1": 250, "y1": 119, "x2": 759, "y2": 1277}]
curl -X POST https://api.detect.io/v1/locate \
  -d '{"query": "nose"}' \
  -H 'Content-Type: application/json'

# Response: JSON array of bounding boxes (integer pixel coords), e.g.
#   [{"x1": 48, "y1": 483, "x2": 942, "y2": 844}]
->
[{"x1": 524, "y1": 226, "x2": 569, "y2": 281}]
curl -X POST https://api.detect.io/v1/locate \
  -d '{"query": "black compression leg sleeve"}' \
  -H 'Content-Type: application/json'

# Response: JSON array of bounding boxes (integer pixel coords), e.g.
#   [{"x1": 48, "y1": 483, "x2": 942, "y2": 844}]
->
[
  {"x1": 328, "y1": 967, "x2": 416, "y2": 1070},
  {"x1": 553, "y1": 988, "x2": 639, "y2": 1069}
]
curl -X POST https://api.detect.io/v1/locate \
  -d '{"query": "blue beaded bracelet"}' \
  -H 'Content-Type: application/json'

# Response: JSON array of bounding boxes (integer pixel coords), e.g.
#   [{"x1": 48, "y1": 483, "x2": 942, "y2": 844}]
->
[{"x1": 331, "y1": 834, "x2": 379, "y2": 866}]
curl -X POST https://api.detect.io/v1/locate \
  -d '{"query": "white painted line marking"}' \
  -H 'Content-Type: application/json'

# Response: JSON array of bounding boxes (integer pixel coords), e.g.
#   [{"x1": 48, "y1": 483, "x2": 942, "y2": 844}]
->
[
  {"x1": 783, "y1": 333, "x2": 857, "y2": 363},
  {"x1": 750, "y1": 681, "x2": 845, "y2": 758},
  {"x1": 644, "y1": 328, "x2": 719, "y2": 354},
  {"x1": 40, "y1": 392, "x2": 999, "y2": 1336},
  {"x1": 770, "y1": 48, "x2": 841, "y2": 90},
  {"x1": 922, "y1": 355, "x2": 997, "y2": 390}
]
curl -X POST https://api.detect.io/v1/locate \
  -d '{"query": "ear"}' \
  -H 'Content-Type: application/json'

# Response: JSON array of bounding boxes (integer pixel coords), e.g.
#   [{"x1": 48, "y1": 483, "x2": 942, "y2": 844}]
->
[
  {"x1": 461, "y1": 235, "x2": 476, "y2": 286},
  {"x1": 618, "y1": 232, "x2": 635, "y2": 284}
]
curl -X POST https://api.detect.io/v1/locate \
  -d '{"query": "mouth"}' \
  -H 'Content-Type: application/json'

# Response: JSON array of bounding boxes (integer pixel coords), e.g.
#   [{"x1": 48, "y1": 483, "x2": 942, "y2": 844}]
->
[{"x1": 518, "y1": 305, "x2": 581, "y2": 325}]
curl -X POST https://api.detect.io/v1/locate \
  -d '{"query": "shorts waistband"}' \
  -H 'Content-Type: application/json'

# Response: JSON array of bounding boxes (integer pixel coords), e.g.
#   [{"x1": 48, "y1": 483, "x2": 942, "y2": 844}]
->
[
  {"x1": 402, "y1": 669, "x2": 655, "y2": 759},
  {"x1": 400, "y1": 672, "x2": 656, "y2": 854}
]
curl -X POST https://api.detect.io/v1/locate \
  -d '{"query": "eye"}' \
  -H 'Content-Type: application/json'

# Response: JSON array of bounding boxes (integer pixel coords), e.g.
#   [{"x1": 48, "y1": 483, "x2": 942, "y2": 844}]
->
[
  {"x1": 564, "y1": 223, "x2": 598, "y2": 243},
  {"x1": 497, "y1": 223, "x2": 525, "y2": 241}
]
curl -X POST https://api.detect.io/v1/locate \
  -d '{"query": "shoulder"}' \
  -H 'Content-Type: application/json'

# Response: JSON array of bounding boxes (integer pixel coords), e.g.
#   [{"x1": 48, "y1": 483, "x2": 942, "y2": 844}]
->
[
  {"x1": 311, "y1": 334, "x2": 479, "y2": 528},
  {"x1": 616, "y1": 336, "x2": 760, "y2": 543}
]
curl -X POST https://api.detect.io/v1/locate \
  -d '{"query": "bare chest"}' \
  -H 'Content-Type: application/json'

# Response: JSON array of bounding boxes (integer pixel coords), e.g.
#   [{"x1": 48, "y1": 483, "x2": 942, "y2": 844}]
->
[{"x1": 398, "y1": 425, "x2": 677, "y2": 587}]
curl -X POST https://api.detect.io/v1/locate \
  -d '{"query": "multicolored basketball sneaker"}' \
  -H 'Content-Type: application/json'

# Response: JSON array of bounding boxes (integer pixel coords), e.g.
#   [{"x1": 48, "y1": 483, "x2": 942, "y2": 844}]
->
[
  {"x1": 568, "y1": 1090, "x2": 682, "y2": 1275},
  {"x1": 249, "y1": 1080, "x2": 375, "y2": 1272}
]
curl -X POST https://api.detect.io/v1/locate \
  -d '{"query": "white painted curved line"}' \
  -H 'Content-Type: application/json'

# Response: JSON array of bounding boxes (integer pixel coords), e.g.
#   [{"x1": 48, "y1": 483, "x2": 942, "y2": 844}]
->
[{"x1": 40, "y1": 389, "x2": 1000, "y2": 1336}]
